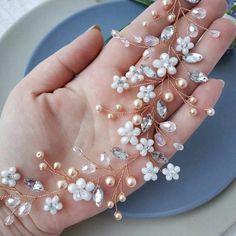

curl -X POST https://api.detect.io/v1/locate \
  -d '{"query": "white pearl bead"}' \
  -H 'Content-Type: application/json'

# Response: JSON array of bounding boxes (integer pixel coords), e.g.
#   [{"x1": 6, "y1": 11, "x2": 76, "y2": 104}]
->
[{"x1": 206, "y1": 108, "x2": 215, "y2": 116}]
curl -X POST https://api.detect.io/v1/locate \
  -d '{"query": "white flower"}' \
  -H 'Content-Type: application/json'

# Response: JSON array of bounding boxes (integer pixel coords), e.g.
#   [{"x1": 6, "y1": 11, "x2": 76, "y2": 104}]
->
[
  {"x1": 152, "y1": 53, "x2": 178, "y2": 77},
  {"x1": 43, "y1": 195, "x2": 63, "y2": 215},
  {"x1": 68, "y1": 178, "x2": 95, "y2": 201},
  {"x1": 136, "y1": 138, "x2": 154, "y2": 157},
  {"x1": 137, "y1": 85, "x2": 156, "y2": 103},
  {"x1": 141, "y1": 161, "x2": 159, "y2": 181},
  {"x1": 111, "y1": 75, "x2": 129, "y2": 94},
  {"x1": 126, "y1": 66, "x2": 144, "y2": 83},
  {"x1": 117, "y1": 121, "x2": 141, "y2": 145},
  {"x1": 1, "y1": 167, "x2": 21, "y2": 187},
  {"x1": 162, "y1": 163, "x2": 180, "y2": 181},
  {"x1": 176, "y1": 36, "x2": 194, "y2": 55}
]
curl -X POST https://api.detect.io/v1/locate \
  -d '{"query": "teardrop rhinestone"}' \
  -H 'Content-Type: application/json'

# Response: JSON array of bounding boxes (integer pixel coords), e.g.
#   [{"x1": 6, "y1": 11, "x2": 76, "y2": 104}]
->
[
  {"x1": 5, "y1": 197, "x2": 21, "y2": 209},
  {"x1": 156, "y1": 100, "x2": 167, "y2": 119},
  {"x1": 93, "y1": 185, "x2": 104, "y2": 207},
  {"x1": 142, "y1": 48, "x2": 155, "y2": 60},
  {"x1": 81, "y1": 163, "x2": 96, "y2": 174},
  {"x1": 173, "y1": 143, "x2": 184, "y2": 151},
  {"x1": 188, "y1": 23, "x2": 199, "y2": 38},
  {"x1": 134, "y1": 35, "x2": 143, "y2": 43},
  {"x1": 185, "y1": 0, "x2": 201, "y2": 3},
  {"x1": 210, "y1": 30, "x2": 221, "y2": 38},
  {"x1": 4, "y1": 215, "x2": 15, "y2": 226},
  {"x1": 111, "y1": 30, "x2": 121, "y2": 39},
  {"x1": 140, "y1": 64, "x2": 157, "y2": 78},
  {"x1": 151, "y1": 151, "x2": 169, "y2": 164},
  {"x1": 189, "y1": 71, "x2": 208, "y2": 83},
  {"x1": 182, "y1": 53, "x2": 203, "y2": 63},
  {"x1": 100, "y1": 152, "x2": 111, "y2": 166},
  {"x1": 160, "y1": 121, "x2": 177, "y2": 133},
  {"x1": 24, "y1": 179, "x2": 44, "y2": 192},
  {"x1": 154, "y1": 132, "x2": 166, "y2": 147},
  {"x1": 191, "y1": 8, "x2": 207, "y2": 19},
  {"x1": 111, "y1": 147, "x2": 128, "y2": 160},
  {"x1": 121, "y1": 38, "x2": 130, "y2": 48},
  {"x1": 144, "y1": 35, "x2": 159, "y2": 47},
  {"x1": 17, "y1": 202, "x2": 32, "y2": 217},
  {"x1": 160, "y1": 25, "x2": 175, "y2": 42},
  {"x1": 141, "y1": 114, "x2": 153, "y2": 132}
]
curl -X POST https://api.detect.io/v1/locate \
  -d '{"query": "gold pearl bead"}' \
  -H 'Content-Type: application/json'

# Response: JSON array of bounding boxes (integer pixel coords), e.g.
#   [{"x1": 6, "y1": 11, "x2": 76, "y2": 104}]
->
[
  {"x1": 114, "y1": 211, "x2": 122, "y2": 221},
  {"x1": 53, "y1": 162, "x2": 62, "y2": 170},
  {"x1": 190, "y1": 108, "x2": 198, "y2": 116},
  {"x1": 107, "y1": 113, "x2": 114, "y2": 120},
  {"x1": 39, "y1": 162, "x2": 47, "y2": 171},
  {"x1": 36, "y1": 151, "x2": 44, "y2": 159},
  {"x1": 57, "y1": 180, "x2": 68, "y2": 190},
  {"x1": 96, "y1": 105, "x2": 103, "y2": 112},
  {"x1": 105, "y1": 176, "x2": 116, "y2": 187},
  {"x1": 132, "y1": 115, "x2": 142, "y2": 125},
  {"x1": 176, "y1": 78, "x2": 188, "y2": 89},
  {"x1": 107, "y1": 201, "x2": 115, "y2": 209},
  {"x1": 118, "y1": 192, "x2": 126, "y2": 202},
  {"x1": 134, "y1": 99, "x2": 143, "y2": 110},
  {"x1": 125, "y1": 176, "x2": 137, "y2": 188},
  {"x1": 67, "y1": 167, "x2": 78, "y2": 178},
  {"x1": 162, "y1": 0, "x2": 173, "y2": 10},
  {"x1": 189, "y1": 96, "x2": 198, "y2": 104},
  {"x1": 115, "y1": 104, "x2": 122, "y2": 111},
  {"x1": 167, "y1": 13, "x2": 176, "y2": 22},
  {"x1": 142, "y1": 21, "x2": 149, "y2": 27},
  {"x1": 163, "y1": 91, "x2": 174, "y2": 103},
  {"x1": 151, "y1": 10, "x2": 158, "y2": 18}
]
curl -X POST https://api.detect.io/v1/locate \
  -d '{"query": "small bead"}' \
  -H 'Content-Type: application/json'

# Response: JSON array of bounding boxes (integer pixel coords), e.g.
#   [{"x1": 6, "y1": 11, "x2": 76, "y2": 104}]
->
[
  {"x1": 57, "y1": 180, "x2": 68, "y2": 190},
  {"x1": 67, "y1": 167, "x2": 78, "y2": 178},
  {"x1": 125, "y1": 176, "x2": 137, "y2": 188},
  {"x1": 114, "y1": 211, "x2": 122, "y2": 221},
  {"x1": 190, "y1": 108, "x2": 198, "y2": 116},
  {"x1": 107, "y1": 201, "x2": 115, "y2": 209},
  {"x1": 36, "y1": 151, "x2": 44, "y2": 159},
  {"x1": 39, "y1": 162, "x2": 47, "y2": 171},
  {"x1": 151, "y1": 10, "x2": 158, "y2": 18},
  {"x1": 107, "y1": 113, "x2": 114, "y2": 120},
  {"x1": 163, "y1": 91, "x2": 174, "y2": 103},
  {"x1": 118, "y1": 192, "x2": 126, "y2": 202},
  {"x1": 176, "y1": 78, "x2": 188, "y2": 89},
  {"x1": 96, "y1": 105, "x2": 103, "y2": 112},
  {"x1": 115, "y1": 104, "x2": 123, "y2": 111},
  {"x1": 132, "y1": 115, "x2": 142, "y2": 125},
  {"x1": 142, "y1": 21, "x2": 149, "y2": 27},
  {"x1": 206, "y1": 108, "x2": 215, "y2": 117},
  {"x1": 162, "y1": 0, "x2": 173, "y2": 10},
  {"x1": 53, "y1": 162, "x2": 61, "y2": 170},
  {"x1": 105, "y1": 176, "x2": 116, "y2": 187},
  {"x1": 134, "y1": 99, "x2": 143, "y2": 109},
  {"x1": 189, "y1": 96, "x2": 198, "y2": 104},
  {"x1": 167, "y1": 13, "x2": 176, "y2": 22}
]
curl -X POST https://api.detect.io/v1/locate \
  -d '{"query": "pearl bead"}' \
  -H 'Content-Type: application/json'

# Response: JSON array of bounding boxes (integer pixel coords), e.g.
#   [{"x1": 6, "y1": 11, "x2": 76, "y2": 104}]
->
[
  {"x1": 118, "y1": 193, "x2": 126, "y2": 202},
  {"x1": 39, "y1": 162, "x2": 47, "y2": 171},
  {"x1": 67, "y1": 167, "x2": 78, "y2": 178},
  {"x1": 115, "y1": 104, "x2": 123, "y2": 111},
  {"x1": 107, "y1": 201, "x2": 115, "y2": 209},
  {"x1": 168, "y1": 13, "x2": 176, "y2": 22},
  {"x1": 105, "y1": 176, "x2": 116, "y2": 187},
  {"x1": 189, "y1": 96, "x2": 198, "y2": 104},
  {"x1": 134, "y1": 99, "x2": 143, "y2": 109},
  {"x1": 132, "y1": 115, "x2": 142, "y2": 125},
  {"x1": 114, "y1": 211, "x2": 122, "y2": 221},
  {"x1": 53, "y1": 162, "x2": 61, "y2": 170},
  {"x1": 96, "y1": 105, "x2": 103, "y2": 112},
  {"x1": 36, "y1": 151, "x2": 44, "y2": 159},
  {"x1": 176, "y1": 78, "x2": 188, "y2": 89},
  {"x1": 125, "y1": 176, "x2": 137, "y2": 188},
  {"x1": 57, "y1": 180, "x2": 68, "y2": 190},
  {"x1": 206, "y1": 108, "x2": 215, "y2": 117},
  {"x1": 190, "y1": 108, "x2": 198, "y2": 116},
  {"x1": 107, "y1": 113, "x2": 114, "y2": 119},
  {"x1": 162, "y1": 0, "x2": 173, "y2": 10},
  {"x1": 151, "y1": 10, "x2": 158, "y2": 18},
  {"x1": 163, "y1": 91, "x2": 174, "y2": 103},
  {"x1": 142, "y1": 21, "x2": 149, "y2": 27}
]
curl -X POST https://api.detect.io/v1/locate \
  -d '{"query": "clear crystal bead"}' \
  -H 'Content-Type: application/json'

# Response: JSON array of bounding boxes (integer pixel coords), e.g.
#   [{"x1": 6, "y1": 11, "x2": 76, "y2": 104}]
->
[
  {"x1": 142, "y1": 48, "x2": 155, "y2": 60},
  {"x1": 189, "y1": 71, "x2": 208, "y2": 83},
  {"x1": 151, "y1": 151, "x2": 169, "y2": 164},
  {"x1": 72, "y1": 146, "x2": 83, "y2": 156},
  {"x1": 93, "y1": 185, "x2": 104, "y2": 207},
  {"x1": 81, "y1": 163, "x2": 96, "y2": 174},
  {"x1": 111, "y1": 147, "x2": 128, "y2": 160},
  {"x1": 4, "y1": 215, "x2": 15, "y2": 226},
  {"x1": 188, "y1": 23, "x2": 199, "y2": 38},
  {"x1": 210, "y1": 30, "x2": 221, "y2": 38},
  {"x1": 173, "y1": 143, "x2": 184, "y2": 151},
  {"x1": 144, "y1": 35, "x2": 159, "y2": 47},
  {"x1": 141, "y1": 114, "x2": 153, "y2": 132},
  {"x1": 182, "y1": 53, "x2": 203, "y2": 63},
  {"x1": 24, "y1": 179, "x2": 44, "y2": 192},
  {"x1": 160, "y1": 121, "x2": 177, "y2": 133},
  {"x1": 121, "y1": 38, "x2": 130, "y2": 48},
  {"x1": 191, "y1": 8, "x2": 207, "y2": 19},
  {"x1": 111, "y1": 30, "x2": 120, "y2": 39},
  {"x1": 155, "y1": 132, "x2": 166, "y2": 147},
  {"x1": 100, "y1": 152, "x2": 111, "y2": 166},
  {"x1": 185, "y1": 0, "x2": 201, "y2": 3},
  {"x1": 133, "y1": 35, "x2": 143, "y2": 43},
  {"x1": 5, "y1": 197, "x2": 21, "y2": 209},
  {"x1": 156, "y1": 100, "x2": 167, "y2": 119},
  {"x1": 17, "y1": 202, "x2": 32, "y2": 217},
  {"x1": 140, "y1": 64, "x2": 157, "y2": 78},
  {"x1": 161, "y1": 25, "x2": 175, "y2": 42}
]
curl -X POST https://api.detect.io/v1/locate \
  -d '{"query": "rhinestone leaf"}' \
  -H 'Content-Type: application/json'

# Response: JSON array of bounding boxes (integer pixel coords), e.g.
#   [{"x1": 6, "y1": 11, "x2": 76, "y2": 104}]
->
[
  {"x1": 81, "y1": 163, "x2": 96, "y2": 174},
  {"x1": 189, "y1": 71, "x2": 208, "y2": 83},
  {"x1": 93, "y1": 185, "x2": 104, "y2": 207},
  {"x1": 140, "y1": 64, "x2": 157, "y2": 78},
  {"x1": 112, "y1": 147, "x2": 128, "y2": 160},
  {"x1": 111, "y1": 30, "x2": 120, "y2": 39},
  {"x1": 144, "y1": 35, "x2": 159, "y2": 47},
  {"x1": 160, "y1": 121, "x2": 177, "y2": 133},
  {"x1": 24, "y1": 179, "x2": 44, "y2": 192},
  {"x1": 141, "y1": 114, "x2": 153, "y2": 132},
  {"x1": 155, "y1": 132, "x2": 166, "y2": 147},
  {"x1": 151, "y1": 151, "x2": 169, "y2": 164},
  {"x1": 210, "y1": 30, "x2": 221, "y2": 38},
  {"x1": 191, "y1": 8, "x2": 206, "y2": 19},
  {"x1": 134, "y1": 35, "x2": 143, "y2": 43},
  {"x1": 17, "y1": 202, "x2": 32, "y2": 217},
  {"x1": 188, "y1": 23, "x2": 199, "y2": 38},
  {"x1": 185, "y1": 0, "x2": 201, "y2": 4},
  {"x1": 156, "y1": 100, "x2": 167, "y2": 119},
  {"x1": 4, "y1": 215, "x2": 15, "y2": 226},
  {"x1": 160, "y1": 25, "x2": 175, "y2": 42},
  {"x1": 5, "y1": 197, "x2": 21, "y2": 209},
  {"x1": 173, "y1": 143, "x2": 184, "y2": 151},
  {"x1": 182, "y1": 53, "x2": 203, "y2": 63},
  {"x1": 100, "y1": 152, "x2": 111, "y2": 166},
  {"x1": 142, "y1": 48, "x2": 155, "y2": 60}
]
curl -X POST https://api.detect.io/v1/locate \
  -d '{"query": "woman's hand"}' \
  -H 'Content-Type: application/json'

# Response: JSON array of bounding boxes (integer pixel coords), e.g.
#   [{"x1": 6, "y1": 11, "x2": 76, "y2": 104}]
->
[{"x1": 0, "y1": 0, "x2": 235, "y2": 235}]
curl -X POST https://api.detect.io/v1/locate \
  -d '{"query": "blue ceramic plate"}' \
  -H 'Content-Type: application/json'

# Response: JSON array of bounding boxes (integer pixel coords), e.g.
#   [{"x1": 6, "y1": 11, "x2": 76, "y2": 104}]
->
[{"x1": 25, "y1": 0, "x2": 236, "y2": 218}]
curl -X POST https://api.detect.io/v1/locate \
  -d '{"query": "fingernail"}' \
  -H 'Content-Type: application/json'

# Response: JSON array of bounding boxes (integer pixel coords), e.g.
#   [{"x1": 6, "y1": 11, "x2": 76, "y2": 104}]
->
[
  {"x1": 219, "y1": 79, "x2": 225, "y2": 88},
  {"x1": 86, "y1": 24, "x2": 101, "y2": 32},
  {"x1": 223, "y1": 14, "x2": 236, "y2": 25}
]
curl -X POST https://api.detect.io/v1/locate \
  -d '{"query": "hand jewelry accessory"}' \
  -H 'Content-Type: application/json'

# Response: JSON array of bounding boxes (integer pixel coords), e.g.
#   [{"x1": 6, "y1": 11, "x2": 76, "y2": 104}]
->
[{"x1": 0, "y1": 0, "x2": 220, "y2": 226}]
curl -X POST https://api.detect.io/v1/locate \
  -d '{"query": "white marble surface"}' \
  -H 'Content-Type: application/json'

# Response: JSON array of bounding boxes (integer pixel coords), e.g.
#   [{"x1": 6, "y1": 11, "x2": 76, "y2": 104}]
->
[{"x1": 0, "y1": 0, "x2": 235, "y2": 235}]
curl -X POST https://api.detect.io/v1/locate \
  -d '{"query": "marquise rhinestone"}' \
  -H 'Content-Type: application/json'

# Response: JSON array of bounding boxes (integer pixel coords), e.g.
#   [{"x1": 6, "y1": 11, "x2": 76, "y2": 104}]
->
[
  {"x1": 160, "y1": 121, "x2": 177, "y2": 133},
  {"x1": 100, "y1": 152, "x2": 111, "y2": 166},
  {"x1": 24, "y1": 179, "x2": 44, "y2": 192},
  {"x1": 210, "y1": 30, "x2": 221, "y2": 38},
  {"x1": 182, "y1": 53, "x2": 203, "y2": 63},
  {"x1": 81, "y1": 163, "x2": 96, "y2": 174},
  {"x1": 93, "y1": 185, "x2": 104, "y2": 207},
  {"x1": 154, "y1": 132, "x2": 166, "y2": 147},
  {"x1": 191, "y1": 7, "x2": 206, "y2": 19},
  {"x1": 141, "y1": 114, "x2": 153, "y2": 132},
  {"x1": 151, "y1": 151, "x2": 169, "y2": 164},
  {"x1": 5, "y1": 197, "x2": 21, "y2": 209},
  {"x1": 144, "y1": 35, "x2": 159, "y2": 47},
  {"x1": 4, "y1": 215, "x2": 15, "y2": 226},
  {"x1": 160, "y1": 25, "x2": 175, "y2": 42},
  {"x1": 156, "y1": 100, "x2": 167, "y2": 119},
  {"x1": 189, "y1": 71, "x2": 208, "y2": 83},
  {"x1": 188, "y1": 23, "x2": 199, "y2": 38},
  {"x1": 111, "y1": 30, "x2": 121, "y2": 38},
  {"x1": 140, "y1": 64, "x2": 157, "y2": 78},
  {"x1": 142, "y1": 48, "x2": 155, "y2": 60},
  {"x1": 173, "y1": 143, "x2": 184, "y2": 151},
  {"x1": 111, "y1": 147, "x2": 129, "y2": 160},
  {"x1": 17, "y1": 202, "x2": 32, "y2": 217}
]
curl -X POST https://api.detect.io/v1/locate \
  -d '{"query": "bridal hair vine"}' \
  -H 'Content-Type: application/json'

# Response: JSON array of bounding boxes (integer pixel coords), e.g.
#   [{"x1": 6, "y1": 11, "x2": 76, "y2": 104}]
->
[{"x1": 0, "y1": 0, "x2": 220, "y2": 226}]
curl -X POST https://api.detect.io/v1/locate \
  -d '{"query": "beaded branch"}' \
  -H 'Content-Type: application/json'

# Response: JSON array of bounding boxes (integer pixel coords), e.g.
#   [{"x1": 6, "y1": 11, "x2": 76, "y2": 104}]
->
[{"x1": 0, "y1": 0, "x2": 220, "y2": 226}]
